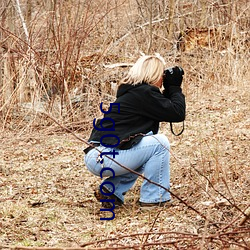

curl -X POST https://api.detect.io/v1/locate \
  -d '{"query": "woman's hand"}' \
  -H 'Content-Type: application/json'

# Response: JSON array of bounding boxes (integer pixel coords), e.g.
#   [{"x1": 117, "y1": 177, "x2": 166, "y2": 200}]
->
[{"x1": 163, "y1": 66, "x2": 184, "y2": 89}]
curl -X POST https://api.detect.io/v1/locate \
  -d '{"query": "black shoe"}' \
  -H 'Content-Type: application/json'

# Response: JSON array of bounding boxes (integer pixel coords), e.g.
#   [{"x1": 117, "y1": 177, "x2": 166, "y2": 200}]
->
[
  {"x1": 94, "y1": 186, "x2": 123, "y2": 208},
  {"x1": 139, "y1": 200, "x2": 172, "y2": 210}
]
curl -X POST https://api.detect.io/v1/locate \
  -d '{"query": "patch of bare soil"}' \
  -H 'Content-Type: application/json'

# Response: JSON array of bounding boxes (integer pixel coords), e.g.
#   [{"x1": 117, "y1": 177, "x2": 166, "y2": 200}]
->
[{"x1": 0, "y1": 83, "x2": 249, "y2": 249}]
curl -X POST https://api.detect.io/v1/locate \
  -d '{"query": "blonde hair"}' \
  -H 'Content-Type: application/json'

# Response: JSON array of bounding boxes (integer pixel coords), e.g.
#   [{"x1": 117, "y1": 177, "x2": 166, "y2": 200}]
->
[{"x1": 121, "y1": 54, "x2": 165, "y2": 85}]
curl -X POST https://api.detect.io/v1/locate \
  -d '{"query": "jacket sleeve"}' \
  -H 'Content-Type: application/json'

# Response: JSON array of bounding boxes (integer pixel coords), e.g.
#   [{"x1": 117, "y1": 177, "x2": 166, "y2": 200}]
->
[{"x1": 142, "y1": 86, "x2": 186, "y2": 122}]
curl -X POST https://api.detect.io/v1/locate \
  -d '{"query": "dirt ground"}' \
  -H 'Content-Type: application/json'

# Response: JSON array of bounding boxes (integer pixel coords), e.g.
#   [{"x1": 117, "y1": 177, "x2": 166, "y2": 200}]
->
[{"x1": 0, "y1": 82, "x2": 249, "y2": 249}]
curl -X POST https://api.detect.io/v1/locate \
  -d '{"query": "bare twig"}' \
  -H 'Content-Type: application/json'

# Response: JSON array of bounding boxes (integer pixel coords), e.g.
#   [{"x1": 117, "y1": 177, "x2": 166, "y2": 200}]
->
[
  {"x1": 239, "y1": 207, "x2": 250, "y2": 226},
  {"x1": 13, "y1": 0, "x2": 30, "y2": 45},
  {"x1": 103, "y1": 63, "x2": 134, "y2": 68},
  {"x1": 190, "y1": 163, "x2": 247, "y2": 217},
  {"x1": 142, "y1": 210, "x2": 162, "y2": 249}
]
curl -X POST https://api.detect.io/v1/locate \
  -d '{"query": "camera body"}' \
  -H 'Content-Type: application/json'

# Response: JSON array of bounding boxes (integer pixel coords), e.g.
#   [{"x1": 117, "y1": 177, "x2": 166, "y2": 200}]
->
[
  {"x1": 164, "y1": 67, "x2": 175, "y2": 75},
  {"x1": 163, "y1": 66, "x2": 184, "y2": 77}
]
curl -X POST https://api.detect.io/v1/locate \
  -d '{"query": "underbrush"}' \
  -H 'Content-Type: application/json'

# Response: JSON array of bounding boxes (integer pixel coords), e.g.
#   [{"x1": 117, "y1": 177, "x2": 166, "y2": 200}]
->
[{"x1": 0, "y1": 77, "x2": 249, "y2": 249}]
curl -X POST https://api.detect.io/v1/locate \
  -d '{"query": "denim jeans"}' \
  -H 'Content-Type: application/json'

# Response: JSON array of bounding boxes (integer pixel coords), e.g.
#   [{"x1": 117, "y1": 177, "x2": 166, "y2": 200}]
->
[{"x1": 84, "y1": 134, "x2": 170, "y2": 203}]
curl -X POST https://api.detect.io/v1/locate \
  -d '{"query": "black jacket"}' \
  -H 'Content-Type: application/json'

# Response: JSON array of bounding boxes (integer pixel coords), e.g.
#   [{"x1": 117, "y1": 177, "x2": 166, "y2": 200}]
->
[{"x1": 87, "y1": 83, "x2": 186, "y2": 149}]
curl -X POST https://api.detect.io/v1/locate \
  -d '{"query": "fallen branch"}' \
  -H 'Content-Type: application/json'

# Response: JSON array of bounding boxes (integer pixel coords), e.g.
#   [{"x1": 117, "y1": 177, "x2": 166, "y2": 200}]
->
[
  {"x1": 239, "y1": 207, "x2": 250, "y2": 226},
  {"x1": 1, "y1": 228, "x2": 249, "y2": 249},
  {"x1": 103, "y1": 63, "x2": 134, "y2": 68},
  {"x1": 0, "y1": 247, "x2": 86, "y2": 250}
]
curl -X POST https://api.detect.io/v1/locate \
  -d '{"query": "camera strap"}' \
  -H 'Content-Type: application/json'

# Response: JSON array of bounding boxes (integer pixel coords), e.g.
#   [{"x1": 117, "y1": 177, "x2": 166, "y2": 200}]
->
[{"x1": 170, "y1": 121, "x2": 185, "y2": 136}]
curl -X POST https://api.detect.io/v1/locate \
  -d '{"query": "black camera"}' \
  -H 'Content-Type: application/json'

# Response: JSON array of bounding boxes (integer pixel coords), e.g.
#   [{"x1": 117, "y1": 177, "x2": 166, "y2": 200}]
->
[
  {"x1": 163, "y1": 66, "x2": 184, "y2": 76},
  {"x1": 163, "y1": 66, "x2": 184, "y2": 88}
]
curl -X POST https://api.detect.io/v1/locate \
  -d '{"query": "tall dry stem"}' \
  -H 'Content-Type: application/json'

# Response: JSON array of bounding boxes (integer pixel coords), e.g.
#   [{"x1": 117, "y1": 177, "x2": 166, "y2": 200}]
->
[
  {"x1": 168, "y1": 0, "x2": 175, "y2": 42},
  {"x1": 147, "y1": 0, "x2": 153, "y2": 54}
]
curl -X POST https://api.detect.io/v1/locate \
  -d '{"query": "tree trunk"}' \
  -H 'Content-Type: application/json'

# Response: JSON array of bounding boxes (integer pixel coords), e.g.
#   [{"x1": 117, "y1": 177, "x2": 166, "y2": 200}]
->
[
  {"x1": 147, "y1": 0, "x2": 153, "y2": 54},
  {"x1": 200, "y1": 0, "x2": 207, "y2": 27},
  {"x1": 0, "y1": 0, "x2": 15, "y2": 113},
  {"x1": 13, "y1": 0, "x2": 38, "y2": 104},
  {"x1": 168, "y1": 0, "x2": 175, "y2": 42}
]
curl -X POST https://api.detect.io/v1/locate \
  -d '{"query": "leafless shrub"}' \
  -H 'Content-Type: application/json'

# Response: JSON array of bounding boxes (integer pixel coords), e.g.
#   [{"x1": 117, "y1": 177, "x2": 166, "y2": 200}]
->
[{"x1": 0, "y1": 0, "x2": 248, "y2": 130}]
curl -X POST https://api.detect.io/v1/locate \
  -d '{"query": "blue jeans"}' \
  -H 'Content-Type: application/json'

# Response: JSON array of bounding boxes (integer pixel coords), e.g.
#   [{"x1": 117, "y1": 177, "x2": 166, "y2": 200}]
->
[{"x1": 84, "y1": 134, "x2": 170, "y2": 203}]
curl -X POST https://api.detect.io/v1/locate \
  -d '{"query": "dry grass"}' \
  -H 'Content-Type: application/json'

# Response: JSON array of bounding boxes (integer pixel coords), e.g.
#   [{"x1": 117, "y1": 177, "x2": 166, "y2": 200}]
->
[
  {"x1": 0, "y1": 0, "x2": 249, "y2": 249},
  {"x1": 0, "y1": 79, "x2": 249, "y2": 249}
]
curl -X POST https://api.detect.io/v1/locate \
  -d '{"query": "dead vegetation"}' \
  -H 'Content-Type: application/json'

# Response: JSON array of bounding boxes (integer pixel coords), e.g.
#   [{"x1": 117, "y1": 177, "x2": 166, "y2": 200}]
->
[{"x1": 0, "y1": 0, "x2": 249, "y2": 249}]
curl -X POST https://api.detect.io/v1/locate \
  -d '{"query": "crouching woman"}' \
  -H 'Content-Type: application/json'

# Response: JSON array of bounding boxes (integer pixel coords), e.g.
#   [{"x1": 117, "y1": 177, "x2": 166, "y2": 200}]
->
[{"x1": 84, "y1": 54, "x2": 186, "y2": 210}]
